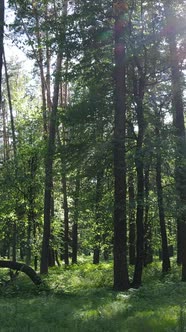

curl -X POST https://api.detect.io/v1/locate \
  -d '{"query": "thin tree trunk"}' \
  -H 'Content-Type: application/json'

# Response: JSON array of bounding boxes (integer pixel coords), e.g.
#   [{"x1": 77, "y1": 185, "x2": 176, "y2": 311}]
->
[
  {"x1": 128, "y1": 172, "x2": 136, "y2": 265},
  {"x1": 144, "y1": 167, "x2": 153, "y2": 266},
  {"x1": 3, "y1": 51, "x2": 16, "y2": 157},
  {"x1": 3, "y1": 50, "x2": 18, "y2": 262},
  {"x1": 2, "y1": 100, "x2": 9, "y2": 161},
  {"x1": 93, "y1": 170, "x2": 104, "y2": 265},
  {"x1": 72, "y1": 177, "x2": 80, "y2": 264},
  {"x1": 132, "y1": 98, "x2": 145, "y2": 288},
  {"x1": 113, "y1": 0, "x2": 129, "y2": 291},
  {"x1": 155, "y1": 114, "x2": 171, "y2": 272},
  {"x1": 31, "y1": 0, "x2": 48, "y2": 135},
  {"x1": 0, "y1": 0, "x2": 4, "y2": 104},
  {"x1": 62, "y1": 174, "x2": 69, "y2": 266},
  {"x1": 58, "y1": 79, "x2": 70, "y2": 267}
]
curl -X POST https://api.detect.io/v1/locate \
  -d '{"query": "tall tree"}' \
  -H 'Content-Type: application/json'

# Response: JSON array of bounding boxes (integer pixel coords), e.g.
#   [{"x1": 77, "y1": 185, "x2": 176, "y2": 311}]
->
[
  {"x1": 164, "y1": 0, "x2": 186, "y2": 280},
  {"x1": 155, "y1": 105, "x2": 171, "y2": 273},
  {"x1": 40, "y1": 52, "x2": 62, "y2": 274},
  {"x1": 113, "y1": 0, "x2": 129, "y2": 291}
]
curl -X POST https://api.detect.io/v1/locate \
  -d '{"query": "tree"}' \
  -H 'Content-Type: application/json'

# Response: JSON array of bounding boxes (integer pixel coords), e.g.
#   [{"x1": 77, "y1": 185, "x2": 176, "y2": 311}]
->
[
  {"x1": 164, "y1": 0, "x2": 186, "y2": 280},
  {"x1": 113, "y1": 0, "x2": 130, "y2": 291},
  {"x1": 0, "y1": 0, "x2": 4, "y2": 103}
]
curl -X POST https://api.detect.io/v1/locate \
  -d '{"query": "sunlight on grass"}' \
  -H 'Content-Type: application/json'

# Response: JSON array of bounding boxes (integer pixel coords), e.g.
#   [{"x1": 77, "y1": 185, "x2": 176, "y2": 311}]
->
[{"x1": 0, "y1": 260, "x2": 186, "y2": 331}]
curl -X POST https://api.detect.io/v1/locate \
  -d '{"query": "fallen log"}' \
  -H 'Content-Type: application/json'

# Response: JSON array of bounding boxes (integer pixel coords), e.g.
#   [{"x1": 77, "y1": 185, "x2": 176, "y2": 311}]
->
[{"x1": 0, "y1": 260, "x2": 42, "y2": 286}]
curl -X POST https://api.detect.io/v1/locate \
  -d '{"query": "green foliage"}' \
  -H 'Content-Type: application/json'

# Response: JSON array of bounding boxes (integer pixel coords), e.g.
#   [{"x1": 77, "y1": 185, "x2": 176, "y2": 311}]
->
[{"x1": 0, "y1": 260, "x2": 185, "y2": 331}]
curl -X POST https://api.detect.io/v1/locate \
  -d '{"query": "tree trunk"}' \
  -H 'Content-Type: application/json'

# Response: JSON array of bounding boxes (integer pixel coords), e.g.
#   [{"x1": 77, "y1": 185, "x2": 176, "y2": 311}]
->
[
  {"x1": 4, "y1": 50, "x2": 18, "y2": 262},
  {"x1": 93, "y1": 170, "x2": 104, "y2": 265},
  {"x1": 2, "y1": 100, "x2": 9, "y2": 161},
  {"x1": 62, "y1": 174, "x2": 69, "y2": 266},
  {"x1": 165, "y1": 2, "x2": 186, "y2": 278},
  {"x1": 128, "y1": 172, "x2": 136, "y2": 265},
  {"x1": 144, "y1": 168, "x2": 153, "y2": 266},
  {"x1": 72, "y1": 177, "x2": 80, "y2": 264},
  {"x1": 155, "y1": 116, "x2": 171, "y2": 273},
  {"x1": 113, "y1": 0, "x2": 129, "y2": 291},
  {"x1": 0, "y1": 260, "x2": 42, "y2": 286},
  {"x1": 0, "y1": 0, "x2": 4, "y2": 103},
  {"x1": 132, "y1": 98, "x2": 145, "y2": 288},
  {"x1": 40, "y1": 53, "x2": 62, "y2": 274}
]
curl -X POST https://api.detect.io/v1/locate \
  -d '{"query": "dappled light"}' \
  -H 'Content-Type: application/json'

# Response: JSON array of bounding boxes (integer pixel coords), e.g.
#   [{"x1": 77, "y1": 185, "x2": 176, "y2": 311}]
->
[{"x1": 0, "y1": 0, "x2": 186, "y2": 330}]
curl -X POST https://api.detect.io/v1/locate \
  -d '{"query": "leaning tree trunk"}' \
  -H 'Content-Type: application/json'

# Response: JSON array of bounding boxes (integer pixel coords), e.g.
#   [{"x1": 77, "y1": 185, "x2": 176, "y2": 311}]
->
[
  {"x1": 113, "y1": 0, "x2": 130, "y2": 291},
  {"x1": 0, "y1": 260, "x2": 42, "y2": 286}
]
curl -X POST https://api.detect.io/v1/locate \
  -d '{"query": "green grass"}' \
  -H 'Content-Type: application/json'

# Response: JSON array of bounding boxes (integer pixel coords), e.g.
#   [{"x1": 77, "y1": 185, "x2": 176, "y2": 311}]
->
[{"x1": 0, "y1": 259, "x2": 186, "y2": 331}]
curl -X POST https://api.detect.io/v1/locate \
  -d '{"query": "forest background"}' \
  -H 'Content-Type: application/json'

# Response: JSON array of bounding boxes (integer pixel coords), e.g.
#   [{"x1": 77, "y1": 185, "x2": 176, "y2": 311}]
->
[{"x1": 0, "y1": 0, "x2": 186, "y2": 330}]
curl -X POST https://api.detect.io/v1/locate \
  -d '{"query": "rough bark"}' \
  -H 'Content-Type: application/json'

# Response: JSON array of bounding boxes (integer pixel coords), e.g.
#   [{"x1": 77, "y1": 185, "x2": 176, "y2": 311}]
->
[
  {"x1": 113, "y1": 0, "x2": 129, "y2": 291},
  {"x1": 0, "y1": 260, "x2": 42, "y2": 286}
]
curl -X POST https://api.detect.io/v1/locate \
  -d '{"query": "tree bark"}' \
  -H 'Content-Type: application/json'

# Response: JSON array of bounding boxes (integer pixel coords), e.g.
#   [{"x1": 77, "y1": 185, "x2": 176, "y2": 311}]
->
[
  {"x1": 72, "y1": 177, "x2": 80, "y2": 264},
  {"x1": 132, "y1": 98, "x2": 145, "y2": 288},
  {"x1": 155, "y1": 113, "x2": 171, "y2": 272},
  {"x1": 0, "y1": 260, "x2": 42, "y2": 286},
  {"x1": 144, "y1": 167, "x2": 153, "y2": 266},
  {"x1": 0, "y1": 0, "x2": 4, "y2": 104},
  {"x1": 40, "y1": 53, "x2": 62, "y2": 274},
  {"x1": 165, "y1": 1, "x2": 186, "y2": 279},
  {"x1": 128, "y1": 172, "x2": 136, "y2": 265},
  {"x1": 113, "y1": 0, "x2": 129, "y2": 291},
  {"x1": 93, "y1": 170, "x2": 104, "y2": 265},
  {"x1": 62, "y1": 174, "x2": 69, "y2": 266}
]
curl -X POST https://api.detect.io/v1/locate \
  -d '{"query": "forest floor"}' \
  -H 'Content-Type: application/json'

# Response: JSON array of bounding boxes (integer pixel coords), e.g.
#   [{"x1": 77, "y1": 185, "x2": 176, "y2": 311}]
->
[{"x1": 0, "y1": 257, "x2": 185, "y2": 331}]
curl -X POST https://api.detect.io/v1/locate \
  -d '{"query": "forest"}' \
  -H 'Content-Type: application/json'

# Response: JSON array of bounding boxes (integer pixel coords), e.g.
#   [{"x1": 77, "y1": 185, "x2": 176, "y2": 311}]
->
[{"x1": 0, "y1": 0, "x2": 186, "y2": 331}]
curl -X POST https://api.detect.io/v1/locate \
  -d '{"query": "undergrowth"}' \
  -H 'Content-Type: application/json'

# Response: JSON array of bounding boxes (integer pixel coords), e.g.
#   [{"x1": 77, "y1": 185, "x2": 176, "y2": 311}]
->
[{"x1": 0, "y1": 258, "x2": 185, "y2": 331}]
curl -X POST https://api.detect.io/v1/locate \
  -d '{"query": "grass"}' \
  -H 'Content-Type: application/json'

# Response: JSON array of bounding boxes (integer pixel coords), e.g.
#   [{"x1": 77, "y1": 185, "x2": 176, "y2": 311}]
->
[{"x1": 0, "y1": 258, "x2": 186, "y2": 331}]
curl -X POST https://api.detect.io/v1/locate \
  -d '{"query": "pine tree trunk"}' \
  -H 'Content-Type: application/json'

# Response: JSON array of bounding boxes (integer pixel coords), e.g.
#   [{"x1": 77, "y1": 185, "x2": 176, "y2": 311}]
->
[{"x1": 113, "y1": 0, "x2": 129, "y2": 291}]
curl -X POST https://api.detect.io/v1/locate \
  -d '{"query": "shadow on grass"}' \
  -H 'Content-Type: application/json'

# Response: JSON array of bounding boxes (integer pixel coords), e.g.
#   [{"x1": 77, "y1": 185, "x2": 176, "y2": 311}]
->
[{"x1": 0, "y1": 262, "x2": 186, "y2": 331}]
